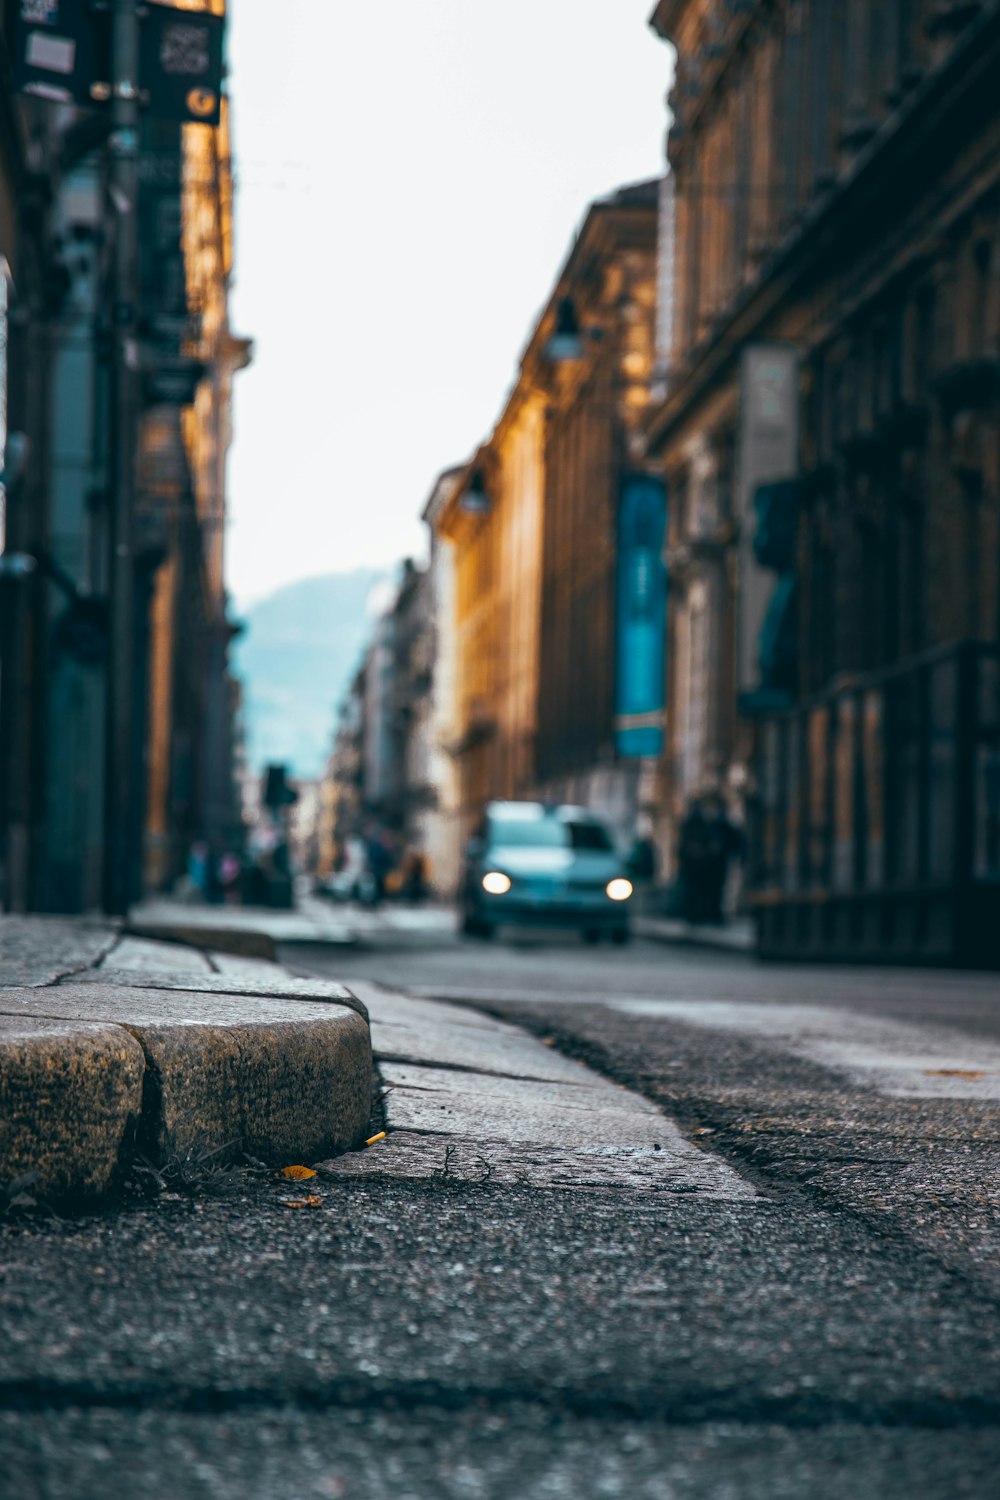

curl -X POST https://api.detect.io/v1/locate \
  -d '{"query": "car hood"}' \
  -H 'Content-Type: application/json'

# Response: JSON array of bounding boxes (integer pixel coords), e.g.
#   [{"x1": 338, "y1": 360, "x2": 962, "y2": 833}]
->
[{"x1": 486, "y1": 845, "x2": 621, "y2": 880}]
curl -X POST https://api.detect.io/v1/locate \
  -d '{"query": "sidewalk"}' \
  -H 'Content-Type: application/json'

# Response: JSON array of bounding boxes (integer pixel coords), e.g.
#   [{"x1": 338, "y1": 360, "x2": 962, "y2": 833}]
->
[
  {"x1": 634, "y1": 913, "x2": 755, "y2": 953},
  {"x1": 0, "y1": 917, "x2": 371, "y2": 1204},
  {"x1": 128, "y1": 895, "x2": 360, "y2": 957},
  {"x1": 131, "y1": 893, "x2": 757, "y2": 957}
]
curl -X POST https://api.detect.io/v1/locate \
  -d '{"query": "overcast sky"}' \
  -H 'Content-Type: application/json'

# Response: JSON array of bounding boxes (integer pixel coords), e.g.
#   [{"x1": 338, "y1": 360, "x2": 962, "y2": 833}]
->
[{"x1": 225, "y1": 1, "x2": 671, "y2": 607}]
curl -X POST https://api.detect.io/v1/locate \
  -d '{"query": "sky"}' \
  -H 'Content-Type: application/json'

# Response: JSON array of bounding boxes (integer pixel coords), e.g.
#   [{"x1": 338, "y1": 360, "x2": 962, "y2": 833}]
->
[{"x1": 225, "y1": 1, "x2": 671, "y2": 607}]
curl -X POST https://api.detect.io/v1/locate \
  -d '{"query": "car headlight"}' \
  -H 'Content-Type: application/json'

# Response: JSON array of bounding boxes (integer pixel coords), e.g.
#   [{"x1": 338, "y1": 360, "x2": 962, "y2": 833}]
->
[
  {"x1": 482, "y1": 871, "x2": 512, "y2": 895},
  {"x1": 606, "y1": 878, "x2": 633, "y2": 902}
]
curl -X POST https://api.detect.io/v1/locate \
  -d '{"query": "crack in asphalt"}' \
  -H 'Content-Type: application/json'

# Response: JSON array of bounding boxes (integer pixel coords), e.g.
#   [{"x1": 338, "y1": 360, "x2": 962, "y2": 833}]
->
[
  {"x1": 441, "y1": 1001, "x2": 1000, "y2": 1306},
  {"x1": 373, "y1": 1052, "x2": 585, "y2": 1085},
  {"x1": 1, "y1": 1376, "x2": 998, "y2": 1430}
]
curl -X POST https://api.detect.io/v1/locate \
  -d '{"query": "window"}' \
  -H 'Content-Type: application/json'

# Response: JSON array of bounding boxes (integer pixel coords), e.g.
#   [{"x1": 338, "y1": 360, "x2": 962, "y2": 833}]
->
[
  {"x1": 489, "y1": 816, "x2": 564, "y2": 849},
  {"x1": 566, "y1": 821, "x2": 613, "y2": 852}
]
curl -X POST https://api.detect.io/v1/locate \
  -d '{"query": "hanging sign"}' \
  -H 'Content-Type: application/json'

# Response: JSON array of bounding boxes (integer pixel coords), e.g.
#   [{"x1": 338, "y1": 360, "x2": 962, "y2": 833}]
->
[
  {"x1": 12, "y1": 1, "x2": 224, "y2": 124},
  {"x1": 140, "y1": 6, "x2": 224, "y2": 126},
  {"x1": 615, "y1": 475, "x2": 667, "y2": 758},
  {"x1": 12, "y1": 0, "x2": 110, "y2": 107}
]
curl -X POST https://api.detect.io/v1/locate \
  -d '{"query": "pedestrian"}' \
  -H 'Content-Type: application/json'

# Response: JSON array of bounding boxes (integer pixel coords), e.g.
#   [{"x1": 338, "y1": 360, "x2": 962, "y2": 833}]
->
[
  {"x1": 205, "y1": 845, "x2": 225, "y2": 905},
  {"x1": 219, "y1": 851, "x2": 241, "y2": 905},
  {"x1": 677, "y1": 792, "x2": 743, "y2": 923},
  {"x1": 626, "y1": 815, "x2": 658, "y2": 912},
  {"x1": 401, "y1": 846, "x2": 429, "y2": 904},
  {"x1": 364, "y1": 826, "x2": 394, "y2": 906},
  {"x1": 187, "y1": 841, "x2": 209, "y2": 903}
]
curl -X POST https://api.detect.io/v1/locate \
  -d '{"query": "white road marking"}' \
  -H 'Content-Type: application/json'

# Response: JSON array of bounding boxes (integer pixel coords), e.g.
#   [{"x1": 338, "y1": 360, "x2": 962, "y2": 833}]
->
[{"x1": 610, "y1": 999, "x2": 1000, "y2": 1100}]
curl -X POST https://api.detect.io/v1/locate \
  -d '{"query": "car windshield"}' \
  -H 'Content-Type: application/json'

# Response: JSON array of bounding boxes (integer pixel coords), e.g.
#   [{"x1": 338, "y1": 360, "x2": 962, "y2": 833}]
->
[
  {"x1": 488, "y1": 817, "x2": 612, "y2": 852},
  {"x1": 567, "y1": 821, "x2": 613, "y2": 851}
]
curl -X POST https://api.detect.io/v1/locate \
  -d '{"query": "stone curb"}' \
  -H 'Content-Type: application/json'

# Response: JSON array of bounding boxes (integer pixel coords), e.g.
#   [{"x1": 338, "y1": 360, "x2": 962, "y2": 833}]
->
[
  {"x1": 123, "y1": 1010, "x2": 371, "y2": 1171},
  {"x1": 76, "y1": 968, "x2": 372, "y2": 1023},
  {"x1": 125, "y1": 922, "x2": 279, "y2": 962},
  {"x1": 0, "y1": 1017, "x2": 145, "y2": 1202},
  {"x1": 0, "y1": 979, "x2": 372, "y2": 1206}
]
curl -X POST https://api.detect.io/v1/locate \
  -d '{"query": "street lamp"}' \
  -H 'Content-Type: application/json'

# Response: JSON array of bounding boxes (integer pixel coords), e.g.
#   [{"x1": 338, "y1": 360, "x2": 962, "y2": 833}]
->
[
  {"x1": 460, "y1": 467, "x2": 491, "y2": 515},
  {"x1": 545, "y1": 295, "x2": 585, "y2": 364}
]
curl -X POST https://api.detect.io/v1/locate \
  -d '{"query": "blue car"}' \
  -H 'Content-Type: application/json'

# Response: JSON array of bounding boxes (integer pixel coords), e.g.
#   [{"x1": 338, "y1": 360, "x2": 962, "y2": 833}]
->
[{"x1": 460, "y1": 801, "x2": 633, "y2": 943}]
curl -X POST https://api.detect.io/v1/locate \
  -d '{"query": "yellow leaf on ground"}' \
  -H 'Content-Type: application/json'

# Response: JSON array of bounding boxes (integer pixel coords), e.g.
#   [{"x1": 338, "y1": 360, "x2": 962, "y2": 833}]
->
[
  {"x1": 923, "y1": 1069, "x2": 985, "y2": 1081},
  {"x1": 279, "y1": 1165, "x2": 317, "y2": 1180}
]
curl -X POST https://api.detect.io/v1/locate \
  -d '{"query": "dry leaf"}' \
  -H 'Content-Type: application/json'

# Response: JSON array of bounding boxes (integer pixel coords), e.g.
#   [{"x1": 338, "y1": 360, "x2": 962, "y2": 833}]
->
[
  {"x1": 923, "y1": 1069, "x2": 985, "y2": 1081},
  {"x1": 279, "y1": 1165, "x2": 317, "y2": 1180},
  {"x1": 279, "y1": 1194, "x2": 323, "y2": 1209}
]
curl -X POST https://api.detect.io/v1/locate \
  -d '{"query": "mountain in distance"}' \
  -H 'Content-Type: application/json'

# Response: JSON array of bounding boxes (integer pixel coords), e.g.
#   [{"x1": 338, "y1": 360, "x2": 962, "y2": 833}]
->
[{"x1": 233, "y1": 567, "x2": 390, "y2": 780}]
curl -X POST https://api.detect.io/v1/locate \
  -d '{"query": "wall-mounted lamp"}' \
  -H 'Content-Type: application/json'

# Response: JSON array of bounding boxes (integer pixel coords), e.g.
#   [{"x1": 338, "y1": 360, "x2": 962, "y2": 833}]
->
[
  {"x1": 545, "y1": 296, "x2": 585, "y2": 364},
  {"x1": 459, "y1": 467, "x2": 491, "y2": 515}
]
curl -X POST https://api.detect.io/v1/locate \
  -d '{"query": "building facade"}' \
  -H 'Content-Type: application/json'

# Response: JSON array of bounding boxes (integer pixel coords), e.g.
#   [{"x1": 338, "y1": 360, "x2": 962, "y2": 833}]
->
[
  {"x1": 648, "y1": 0, "x2": 1000, "y2": 961},
  {"x1": 144, "y1": 89, "x2": 251, "y2": 893},
  {"x1": 419, "y1": 467, "x2": 463, "y2": 895},
  {"x1": 321, "y1": 663, "x2": 367, "y2": 868},
  {"x1": 434, "y1": 182, "x2": 660, "y2": 874},
  {"x1": 533, "y1": 182, "x2": 660, "y2": 832},
  {"x1": 0, "y1": 2, "x2": 248, "y2": 912},
  {"x1": 435, "y1": 386, "x2": 547, "y2": 856}
]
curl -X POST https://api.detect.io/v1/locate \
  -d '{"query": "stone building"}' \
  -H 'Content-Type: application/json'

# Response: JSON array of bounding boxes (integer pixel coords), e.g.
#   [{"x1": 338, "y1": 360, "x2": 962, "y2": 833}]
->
[
  {"x1": 144, "y1": 86, "x2": 251, "y2": 893},
  {"x1": 419, "y1": 467, "x2": 463, "y2": 895},
  {"x1": 321, "y1": 663, "x2": 367, "y2": 868},
  {"x1": 434, "y1": 383, "x2": 547, "y2": 856},
  {"x1": 534, "y1": 182, "x2": 661, "y2": 831},
  {"x1": 434, "y1": 182, "x2": 660, "y2": 875},
  {"x1": 647, "y1": 0, "x2": 1000, "y2": 961},
  {"x1": 375, "y1": 558, "x2": 438, "y2": 852},
  {"x1": 318, "y1": 558, "x2": 444, "y2": 884},
  {"x1": 0, "y1": 1, "x2": 247, "y2": 910}
]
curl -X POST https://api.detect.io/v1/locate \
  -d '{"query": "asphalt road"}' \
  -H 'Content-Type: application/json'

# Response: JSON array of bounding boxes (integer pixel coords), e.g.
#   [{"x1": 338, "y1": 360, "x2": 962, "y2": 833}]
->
[{"x1": 2, "y1": 917, "x2": 999, "y2": 1498}]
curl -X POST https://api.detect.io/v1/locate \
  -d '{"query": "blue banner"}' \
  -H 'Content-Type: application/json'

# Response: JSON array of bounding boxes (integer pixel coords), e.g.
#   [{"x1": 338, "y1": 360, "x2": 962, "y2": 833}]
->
[{"x1": 615, "y1": 476, "x2": 667, "y2": 757}]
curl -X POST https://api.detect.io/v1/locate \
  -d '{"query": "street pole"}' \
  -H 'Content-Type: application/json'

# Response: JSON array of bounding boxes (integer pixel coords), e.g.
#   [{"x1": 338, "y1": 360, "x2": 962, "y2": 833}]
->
[{"x1": 104, "y1": 0, "x2": 141, "y2": 915}]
